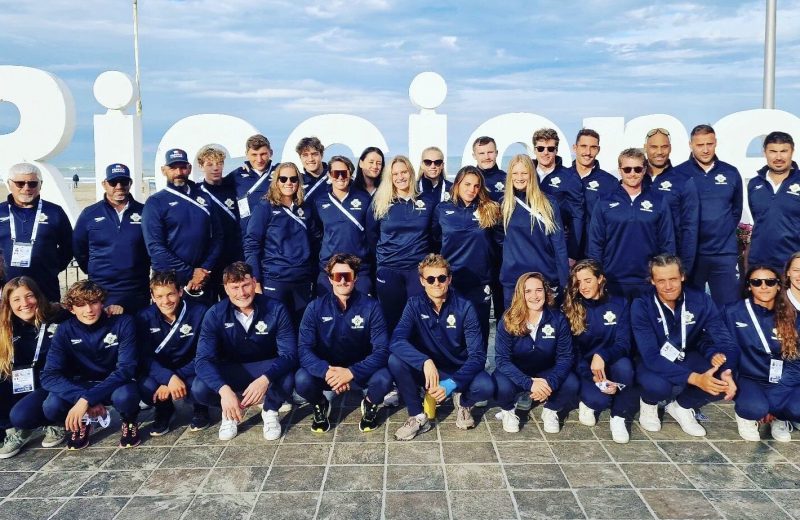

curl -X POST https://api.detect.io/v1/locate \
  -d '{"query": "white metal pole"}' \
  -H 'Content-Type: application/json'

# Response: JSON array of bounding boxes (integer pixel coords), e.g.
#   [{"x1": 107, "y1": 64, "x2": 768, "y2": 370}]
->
[
  {"x1": 133, "y1": 0, "x2": 143, "y2": 115},
  {"x1": 764, "y1": 0, "x2": 777, "y2": 109}
]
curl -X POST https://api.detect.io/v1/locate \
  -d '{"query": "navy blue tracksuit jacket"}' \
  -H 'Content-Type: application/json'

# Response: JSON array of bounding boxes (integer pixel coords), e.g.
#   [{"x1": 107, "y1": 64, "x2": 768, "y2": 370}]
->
[
  {"x1": 227, "y1": 161, "x2": 278, "y2": 233},
  {"x1": 418, "y1": 176, "x2": 453, "y2": 205},
  {"x1": 747, "y1": 163, "x2": 800, "y2": 270},
  {"x1": 479, "y1": 165, "x2": 507, "y2": 202},
  {"x1": 366, "y1": 194, "x2": 435, "y2": 270},
  {"x1": 201, "y1": 178, "x2": 243, "y2": 269},
  {"x1": 572, "y1": 296, "x2": 632, "y2": 378},
  {"x1": 539, "y1": 159, "x2": 585, "y2": 259},
  {"x1": 313, "y1": 189, "x2": 373, "y2": 271}
]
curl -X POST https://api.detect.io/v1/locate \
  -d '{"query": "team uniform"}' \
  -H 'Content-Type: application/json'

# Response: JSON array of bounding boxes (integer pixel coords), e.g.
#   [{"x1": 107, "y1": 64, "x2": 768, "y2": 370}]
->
[
  {"x1": 302, "y1": 164, "x2": 329, "y2": 206},
  {"x1": 478, "y1": 165, "x2": 507, "y2": 203},
  {"x1": 539, "y1": 159, "x2": 585, "y2": 259},
  {"x1": 228, "y1": 160, "x2": 278, "y2": 233},
  {"x1": 417, "y1": 176, "x2": 452, "y2": 206},
  {"x1": 201, "y1": 177, "x2": 244, "y2": 288},
  {"x1": 747, "y1": 162, "x2": 800, "y2": 271},
  {"x1": 567, "y1": 160, "x2": 618, "y2": 257}
]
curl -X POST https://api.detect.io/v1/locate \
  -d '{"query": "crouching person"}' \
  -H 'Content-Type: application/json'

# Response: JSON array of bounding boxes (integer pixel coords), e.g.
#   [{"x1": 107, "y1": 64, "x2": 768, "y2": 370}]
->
[
  {"x1": 41, "y1": 281, "x2": 140, "y2": 450},
  {"x1": 137, "y1": 271, "x2": 210, "y2": 436},
  {"x1": 389, "y1": 254, "x2": 494, "y2": 440},
  {"x1": 296, "y1": 254, "x2": 392, "y2": 433},
  {"x1": 192, "y1": 262, "x2": 297, "y2": 441}
]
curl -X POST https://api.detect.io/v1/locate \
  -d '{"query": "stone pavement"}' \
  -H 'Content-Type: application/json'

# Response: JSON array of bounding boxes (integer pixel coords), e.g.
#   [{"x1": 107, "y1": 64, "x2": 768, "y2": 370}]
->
[{"x1": 1, "y1": 395, "x2": 799, "y2": 520}]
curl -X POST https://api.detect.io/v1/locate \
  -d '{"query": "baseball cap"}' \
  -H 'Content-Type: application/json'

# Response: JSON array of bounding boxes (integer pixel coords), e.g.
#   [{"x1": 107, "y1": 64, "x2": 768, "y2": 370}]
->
[
  {"x1": 165, "y1": 148, "x2": 189, "y2": 166},
  {"x1": 105, "y1": 163, "x2": 131, "y2": 181}
]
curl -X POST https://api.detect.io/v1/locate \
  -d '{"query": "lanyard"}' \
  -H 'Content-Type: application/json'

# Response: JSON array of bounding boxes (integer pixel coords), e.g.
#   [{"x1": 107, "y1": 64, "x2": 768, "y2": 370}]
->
[
  {"x1": 305, "y1": 176, "x2": 327, "y2": 198},
  {"x1": 654, "y1": 295, "x2": 687, "y2": 352},
  {"x1": 744, "y1": 299, "x2": 774, "y2": 356},
  {"x1": 12, "y1": 324, "x2": 45, "y2": 366},
  {"x1": 9, "y1": 199, "x2": 43, "y2": 243},
  {"x1": 165, "y1": 187, "x2": 210, "y2": 216},
  {"x1": 514, "y1": 197, "x2": 545, "y2": 224},
  {"x1": 328, "y1": 193, "x2": 364, "y2": 231},
  {"x1": 243, "y1": 166, "x2": 273, "y2": 198},
  {"x1": 419, "y1": 178, "x2": 448, "y2": 202},
  {"x1": 155, "y1": 301, "x2": 187, "y2": 354},
  {"x1": 200, "y1": 186, "x2": 236, "y2": 220},
  {"x1": 282, "y1": 206, "x2": 307, "y2": 229}
]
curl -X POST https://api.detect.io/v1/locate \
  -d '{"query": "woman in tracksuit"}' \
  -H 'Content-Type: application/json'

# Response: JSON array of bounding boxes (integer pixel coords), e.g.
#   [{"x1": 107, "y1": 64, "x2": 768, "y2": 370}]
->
[
  {"x1": 493, "y1": 272, "x2": 577, "y2": 434},
  {"x1": 499, "y1": 154, "x2": 569, "y2": 307},
  {"x1": 367, "y1": 156, "x2": 435, "y2": 332},
  {"x1": 417, "y1": 146, "x2": 453, "y2": 204},
  {"x1": 562, "y1": 259, "x2": 636, "y2": 444},
  {"x1": 244, "y1": 162, "x2": 318, "y2": 327},
  {"x1": 0, "y1": 277, "x2": 68, "y2": 458},
  {"x1": 724, "y1": 265, "x2": 800, "y2": 442},
  {"x1": 353, "y1": 147, "x2": 385, "y2": 197}
]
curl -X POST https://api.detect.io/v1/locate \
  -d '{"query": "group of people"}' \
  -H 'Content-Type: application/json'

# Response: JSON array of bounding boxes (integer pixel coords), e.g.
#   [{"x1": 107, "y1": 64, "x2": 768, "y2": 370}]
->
[{"x1": 0, "y1": 124, "x2": 799, "y2": 459}]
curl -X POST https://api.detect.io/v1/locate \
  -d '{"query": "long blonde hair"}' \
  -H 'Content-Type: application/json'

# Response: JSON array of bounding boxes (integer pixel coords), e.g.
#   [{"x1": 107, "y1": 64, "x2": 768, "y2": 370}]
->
[
  {"x1": 501, "y1": 154, "x2": 557, "y2": 234},
  {"x1": 372, "y1": 155, "x2": 420, "y2": 220},
  {"x1": 449, "y1": 166, "x2": 500, "y2": 229},
  {"x1": 265, "y1": 162, "x2": 305, "y2": 207},
  {"x1": 503, "y1": 272, "x2": 555, "y2": 336},
  {"x1": 0, "y1": 277, "x2": 57, "y2": 379},
  {"x1": 563, "y1": 259, "x2": 607, "y2": 335}
]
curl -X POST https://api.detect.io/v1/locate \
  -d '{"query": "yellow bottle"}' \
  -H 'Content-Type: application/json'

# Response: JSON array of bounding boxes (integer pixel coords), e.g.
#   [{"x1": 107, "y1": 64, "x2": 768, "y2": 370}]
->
[{"x1": 423, "y1": 393, "x2": 437, "y2": 420}]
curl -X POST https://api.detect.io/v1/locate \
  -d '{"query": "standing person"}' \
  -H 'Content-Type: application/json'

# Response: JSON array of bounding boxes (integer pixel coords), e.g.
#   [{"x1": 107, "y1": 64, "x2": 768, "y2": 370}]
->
[
  {"x1": 632, "y1": 255, "x2": 738, "y2": 437},
  {"x1": 472, "y1": 136, "x2": 506, "y2": 202},
  {"x1": 493, "y1": 272, "x2": 576, "y2": 434},
  {"x1": 367, "y1": 156, "x2": 434, "y2": 332},
  {"x1": 41, "y1": 281, "x2": 141, "y2": 450},
  {"x1": 389, "y1": 254, "x2": 494, "y2": 440},
  {"x1": 136, "y1": 271, "x2": 210, "y2": 436},
  {"x1": 72, "y1": 173, "x2": 79, "y2": 189},
  {"x1": 587, "y1": 148, "x2": 675, "y2": 299},
  {"x1": 432, "y1": 166, "x2": 501, "y2": 346},
  {"x1": 417, "y1": 146, "x2": 452, "y2": 204},
  {"x1": 747, "y1": 132, "x2": 800, "y2": 272},
  {"x1": 562, "y1": 260, "x2": 636, "y2": 443},
  {"x1": 499, "y1": 154, "x2": 568, "y2": 306},
  {"x1": 73, "y1": 163, "x2": 150, "y2": 314},
  {"x1": 142, "y1": 148, "x2": 223, "y2": 305},
  {"x1": 192, "y1": 262, "x2": 297, "y2": 441},
  {"x1": 724, "y1": 265, "x2": 800, "y2": 442},
  {"x1": 244, "y1": 162, "x2": 317, "y2": 327},
  {"x1": 0, "y1": 163, "x2": 72, "y2": 303},
  {"x1": 296, "y1": 136, "x2": 329, "y2": 204},
  {"x1": 296, "y1": 254, "x2": 392, "y2": 433},
  {"x1": 674, "y1": 125, "x2": 743, "y2": 306},
  {"x1": 228, "y1": 134, "x2": 278, "y2": 232},
  {"x1": 353, "y1": 147, "x2": 385, "y2": 197},
  {"x1": 0, "y1": 277, "x2": 68, "y2": 458},
  {"x1": 313, "y1": 156, "x2": 373, "y2": 296},
  {"x1": 532, "y1": 128, "x2": 585, "y2": 259}
]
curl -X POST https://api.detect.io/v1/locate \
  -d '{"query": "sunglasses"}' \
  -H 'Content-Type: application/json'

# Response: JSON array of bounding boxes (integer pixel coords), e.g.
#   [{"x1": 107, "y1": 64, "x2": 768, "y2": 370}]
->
[
  {"x1": 107, "y1": 178, "x2": 131, "y2": 187},
  {"x1": 646, "y1": 127, "x2": 670, "y2": 138},
  {"x1": 11, "y1": 180, "x2": 39, "y2": 189},
  {"x1": 331, "y1": 170, "x2": 350, "y2": 180},
  {"x1": 535, "y1": 146, "x2": 557, "y2": 153},
  {"x1": 423, "y1": 275, "x2": 449, "y2": 285},
  {"x1": 330, "y1": 271, "x2": 354, "y2": 283},
  {"x1": 423, "y1": 159, "x2": 444, "y2": 167},
  {"x1": 748, "y1": 278, "x2": 779, "y2": 287},
  {"x1": 620, "y1": 166, "x2": 645, "y2": 174},
  {"x1": 278, "y1": 176, "x2": 299, "y2": 184}
]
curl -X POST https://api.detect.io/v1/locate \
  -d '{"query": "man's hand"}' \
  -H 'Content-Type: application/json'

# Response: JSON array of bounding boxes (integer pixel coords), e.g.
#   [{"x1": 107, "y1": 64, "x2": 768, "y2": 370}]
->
[
  {"x1": 240, "y1": 375, "x2": 269, "y2": 408},
  {"x1": 255, "y1": 282, "x2": 263, "y2": 294},
  {"x1": 167, "y1": 374, "x2": 187, "y2": 401},
  {"x1": 530, "y1": 378, "x2": 552, "y2": 402},
  {"x1": 325, "y1": 366, "x2": 354, "y2": 390},
  {"x1": 188, "y1": 268, "x2": 210, "y2": 291},
  {"x1": 66, "y1": 398, "x2": 89, "y2": 432},
  {"x1": 423, "y1": 359, "x2": 439, "y2": 391},
  {"x1": 332, "y1": 383, "x2": 351, "y2": 395},
  {"x1": 219, "y1": 385, "x2": 242, "y2": 422},
  {"x1": 710, "y1": 353, "x2": 727, "y2": 368},
  {"x1": 590, "y1": 354, "x2": 607, "y2": 383},
  {"x1": 688, "y1": 366, "x2": 728, "y2": 395},
  {"x1": 428, "y1": 385, "x2": 447, "y2": 403},
  {"x1": 720, "y1": 369, "x2": 737, "y2": 400},
  {"x1": 104, "y1": 305, "x2": 124, "y2": 316},
  {"x1": 153, "y1": 385, "x2": 171, "y2": 402}
]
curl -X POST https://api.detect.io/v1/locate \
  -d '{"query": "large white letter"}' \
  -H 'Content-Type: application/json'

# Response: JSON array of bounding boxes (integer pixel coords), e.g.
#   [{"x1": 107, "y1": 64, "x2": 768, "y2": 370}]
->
[
  {"x1": 280, "y1": 115, "x2": 389, "y2": 168},
  {"x1": 461, "y1": 114, "x2": 570, "y2": 168},
  {"x1": 408, "y1": 72, "x2": 448, "y2": 167}
]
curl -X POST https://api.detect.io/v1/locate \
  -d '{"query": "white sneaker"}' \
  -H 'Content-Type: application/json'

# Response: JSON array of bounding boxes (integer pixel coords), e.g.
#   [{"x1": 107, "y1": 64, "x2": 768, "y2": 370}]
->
[
  {"x1": 218, "y1": 417, "x2": 239, "y2": 441},
  {"x1": 278, "y1": 402, "x2": 293, "y2": 413},
  {"x1": 665, "y1": 401, "x2": 706, "y2": 437},
  {"x1": 498, "y1": 409, "x2": 520, "y2": 433},
  {"x1": 262, "y1": 410, "x2": 281, "y2": 441},
  {"x1": 638, "y1": 399, "x2": 662, "y2": 432},
  {"x1": 735, "y1": 413, "x2": 761, "y2": 441},
  {"x1": 578, "y1": 401, "x2": 596, "y2": 426},
  {"x1": 541, "y1": 407, "x2": 560, "y2": 434},
  {"x1": 771, "y1": 420, "x2": 793, "y2": 442},
  {"x1": 383, "y1": 389, "x2": 400, "y2": 407},
  {"x1": 609, "y1": 416, "x2": 629, "y2": 444},
  {"x1": 516, "y1": 394, "x2": 533, "y2": 411}
]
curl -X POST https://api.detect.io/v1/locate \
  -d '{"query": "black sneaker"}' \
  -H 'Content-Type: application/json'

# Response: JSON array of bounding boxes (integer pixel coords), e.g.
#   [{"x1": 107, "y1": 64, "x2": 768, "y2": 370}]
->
[
  {"x1": 310, "y1": 399, "x2": 331, "y2": 433},
  {"x1": 189, "y1": 405, "x2": 211, "y2": 432},
  {"x1": 67, "y1": 424, "x2": 91, "y2": 450},
  {"x1": 359, "y1": 398, "x2": 381, "y2": 432},
  {"x1": 120, "y1": 422, "x2": 141, "y2": 448},
  {"x1": 150, "y1": 401, "x2": 174, "y2": 437}
]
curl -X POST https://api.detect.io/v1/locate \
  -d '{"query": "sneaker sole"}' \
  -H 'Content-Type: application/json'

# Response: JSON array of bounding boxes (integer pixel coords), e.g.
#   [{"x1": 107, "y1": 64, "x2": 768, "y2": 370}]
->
[
  {"x1": 310, "y1": 423, "x2": 331, "y2": 433},
  {"x1": 394, "y1": 421, "x2": 433, "y2": 441},
  {"x1": 149, "y1": 427, "x2": 170, "y2": 437},
  {"x1": 120, "y1": 439, "x2": 141, "y2": 448},
  {"x1": 0, "y1": 448, "x2": 21, "y2": 459},
  {"x1": 67, "y1": 441, "x2": 90, "y2": 451},
  {"x1": 189, "y1": 423, "x2": 210, "y2": 432},
  {"x1": 41, "y1": 438, "x2": 65, "y2": 448}
]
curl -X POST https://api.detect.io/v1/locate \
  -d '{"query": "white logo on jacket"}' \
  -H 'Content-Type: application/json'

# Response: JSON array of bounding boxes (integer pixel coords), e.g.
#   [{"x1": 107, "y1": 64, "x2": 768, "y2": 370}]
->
[
  {"x1": 129, "y1": 213, "x2": 142, "y2": 223},
  {"x1": 494, "y1": 182, "x2": 504, "y2": 192},
  {"x1": 224, "y1": 322, "x2": 234, "y2": 329},
  {"x1": 94, "y1": 216, "x2": 105, "y2": 222},
  {"x1": 548, "y1": 177, "x2": 561, "y2": 188},
  {"x1": 38, "y1": 213, "x2": 48, "y2": 223},
  {"x1": 350, "y1": 199, "x2": 362, "y2": 209},
  {"x1": 446, "y1": 314, "x2": 456, "y2": 328},
  {"x1": 640, "y1": 200, "x2": 653, "y2": 212},
  {"x1": 297, "y1": 208, "x2": 305, "y2": 217},
  {"x1": 735, "y1": 322, "x2": 748, "y2": 328},
  {"x1": 351, "y1": 315, "x2": 364, "y2": 329},
  {"x1": 225, "y1": 198, "x2": 235, "y2": 209},
  {"x1": 714, "y1": 174, "x2": 727, "y2": 185},
  {"x1": 682, "y1": 310, "x2": 695, "y2": 325},
  {"x1": 609, "y1": 202, "x2": 620, "y2": 208},
  {"x1": 414, "y1": 199, "x2": 426, "y2": 209},
  {"x1": 658, "y1": 180, "x2": 672, "y2": 191},
  {"x1": 255, "y1": 321, "x2": 268, "y2": 334},
  {"x1": 321, "y1": 316, "x2": 333, "y2": 323},
  {"x1": 179, "y1": 324, "x2": 193, "y2": 337},
  {"x1": 103, "y1": 333, "x2": 118, "y2": 348},
  {"x1": 587, "y1": 180, "x2": 599, "y2": 191},
  {"x1": 70, "y1": 338, "x2": 82, "y2": 344},
  {"x1": 603, "y1": 311, "x2": 617, "y2": 325},
  {"x1": 788, "y1": 184, "x2": 800, "y2": 196},
  {"x1": 541, "y1": 324, "x2": 555, "y2": 338},
  {"x1": 195, "y1": 196, "x2": 207, "y2": 206},
  {"x1": 46, "y1": 323, "x2": 58, "y2": 337}
]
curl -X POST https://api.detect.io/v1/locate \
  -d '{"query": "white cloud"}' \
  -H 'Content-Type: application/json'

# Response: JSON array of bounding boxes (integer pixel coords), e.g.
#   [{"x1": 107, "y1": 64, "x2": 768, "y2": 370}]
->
[
  {"x1": 303, "y1": 0, "x2": 391, "y2": 19},
  {"x1": 440, "y1": 36, "x2": 459, "y2": 50}
]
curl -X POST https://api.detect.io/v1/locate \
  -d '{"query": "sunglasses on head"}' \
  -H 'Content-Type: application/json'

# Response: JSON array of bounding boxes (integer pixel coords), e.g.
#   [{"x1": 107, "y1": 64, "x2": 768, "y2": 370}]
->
[
  {"x1": 330, "y1": 271, "x2": 354, "y2": 283},
  {"x1": 278, "y1": 176, "x2": 299, "y2": 184},
  {"x1": 107, "y1": 178, "x2": 131, "y2": 187},
  {"x1": 423, "y1": 274, "x2": 448, "y2": 285},
  {"x1": 11, "y1": 180, "x2": 39, "y2": 189},
  {"x1": 621, "y1": 166, "x2": 645, "y2": 174},
  {"x1": 535, "y1": 146, "x2": 557, "y2": 153},
  {"x1": 748, "y1": 278, "x2": 779, "y2": 287},
  {"x1": 646, "y1": 127, "x2": 670, "y2": 138},
  {"x1": 423, "y1": 159, "x2": 444, "y2": 167},
  {"x1": 331, "y1": 169, "x2": 350, "y2": 180}
]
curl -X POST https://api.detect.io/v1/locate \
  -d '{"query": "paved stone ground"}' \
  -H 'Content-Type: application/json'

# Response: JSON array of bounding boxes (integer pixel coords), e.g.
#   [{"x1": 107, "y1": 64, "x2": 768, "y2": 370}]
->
[{"x1": 1, "y1": 395, "x2": 799, "y2": 520}]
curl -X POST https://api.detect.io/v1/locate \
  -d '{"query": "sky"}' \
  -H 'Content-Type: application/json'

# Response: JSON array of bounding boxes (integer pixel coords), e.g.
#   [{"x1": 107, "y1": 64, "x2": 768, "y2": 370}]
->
[{"x1": 1, "y1": 0, "x2": 800, "y2": 170}]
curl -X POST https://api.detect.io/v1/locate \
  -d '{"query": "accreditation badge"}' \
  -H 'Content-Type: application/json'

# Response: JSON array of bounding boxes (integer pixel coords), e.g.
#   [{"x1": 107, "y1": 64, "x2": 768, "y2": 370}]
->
[
  {"x1": 659, "y1": 341, "x2": 680, "y2": 362},
  {"x1": 769, "y1": 359, "x2": 783, "y2": 383},
  {"x1": 237, "y1": 197, "x2": 251, "y2": 218},
  {"x1": 12, "y1": 366, "x2": 34, "y2": 394},
  {"x1": 10, "y1": 242, "x2": 33, "y2": 267}
]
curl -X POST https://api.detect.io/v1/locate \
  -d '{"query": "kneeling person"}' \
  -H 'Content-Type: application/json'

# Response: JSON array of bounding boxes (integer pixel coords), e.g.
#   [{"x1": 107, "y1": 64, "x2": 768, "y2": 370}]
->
[
  {"x1": 297, "y1": 254, "x2": 392, "y2": 433},
  {"x1": 193, "y1": 262, "x2": 297, "y2": 441}
]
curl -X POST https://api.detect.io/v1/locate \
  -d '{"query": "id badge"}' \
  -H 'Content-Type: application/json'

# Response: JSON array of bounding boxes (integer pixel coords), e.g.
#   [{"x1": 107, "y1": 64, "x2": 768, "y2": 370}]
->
[
  {"x1": 660, "y1": 341, "x2": 680, "y2": 362},
  {"x1": 10, "y1": 242, "x2": 33, "y2": 267},
  {"x1": 237, "y1": 197, "x2": 251, "y2": 218},
  {"x1": 769, "y1": 359, "x2": 784, "y2": 383},
  {"x1": 12, "y1": 367, "x2": 34, "y2": 394}
]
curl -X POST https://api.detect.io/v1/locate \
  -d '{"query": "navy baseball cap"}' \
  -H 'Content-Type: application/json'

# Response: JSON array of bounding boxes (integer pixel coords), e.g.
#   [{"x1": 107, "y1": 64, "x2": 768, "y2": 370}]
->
[
  {"x1": 105, "y1": 163, "x2": 131, "y2": 181},
  {"x1": 165, "y1": 148, "x2": 189, "y2": 166}
]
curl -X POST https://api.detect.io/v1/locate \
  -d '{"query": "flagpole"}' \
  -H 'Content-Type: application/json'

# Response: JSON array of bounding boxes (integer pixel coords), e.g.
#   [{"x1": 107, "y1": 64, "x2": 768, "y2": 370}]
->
[
  {"x1": 763, "y1": 0, "x2": 777, "y2": 109},
  {"x1": 133, "y1": 0, "x2": 143, "y2": 115}
]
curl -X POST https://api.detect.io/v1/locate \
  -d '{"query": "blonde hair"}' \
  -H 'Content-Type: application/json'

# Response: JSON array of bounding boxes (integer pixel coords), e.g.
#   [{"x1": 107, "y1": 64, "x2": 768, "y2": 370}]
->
[
  {"x1": 372, "y1": 155, "x2": 420, "y2": 220},
  {"x1": 449, "y1": 166, "x2": 500, "y2": 229},
  {"x1": 563, "y1": 259, "x2": 606, "y2": 335},
  {"x1": 196, "y1": 146, "x2": 227, "y2": 166},
  {"x1": 0, "y1": 277, "x2": 57, "y2": 379},
  {"x1": 417, "y1": 146, "x2": 447, "y2": 181},
  {"x1": 266, "y1": 163, "x2": 305, "y2": 206},
  {"x1": 503, "y1": 272, "x2": 554, "y2": 336},
  {"x1": 501, "y1": 154, "x2": 557, "y2": 234}
]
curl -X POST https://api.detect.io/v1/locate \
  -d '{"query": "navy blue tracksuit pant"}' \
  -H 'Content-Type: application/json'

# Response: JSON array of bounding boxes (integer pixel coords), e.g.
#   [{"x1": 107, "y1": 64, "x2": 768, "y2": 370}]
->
[
  {"x1": 735, "y1": 376, "x2": 800, "y2": 422},
  {"x1": 636, "y1": 351, "x2": 724, "y2": 410},
  {"x1": 494, "y1": 367, "x2": 579, "y2": 412},
  {"x1": 375, "y1": 266, "x2": 424, "y2": 333},
  {"x1": 690, "y1": 254, "x2": 740, "y2": 307},
  {"x1": 578, "y1": 357, "x2": 638, "y2": 420},
  {"x1": 295, "y1": 367, "x2": 393, "y2": 406},
  {"x1": 43, "y1": 381, "x2": 140, "y2": 422},
  {"x1": 192, "y1": 359, "x2": 294, "y2": 413}
]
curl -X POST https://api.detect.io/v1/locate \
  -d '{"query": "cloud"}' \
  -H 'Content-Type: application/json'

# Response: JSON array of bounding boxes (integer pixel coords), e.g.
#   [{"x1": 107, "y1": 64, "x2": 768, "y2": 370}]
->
[
  {"x1": 440, "y1": 36, "x2": 459, "y2": 50},
  {"x1": 303, "y1": 0, "x2": 391, "y2": 19}
]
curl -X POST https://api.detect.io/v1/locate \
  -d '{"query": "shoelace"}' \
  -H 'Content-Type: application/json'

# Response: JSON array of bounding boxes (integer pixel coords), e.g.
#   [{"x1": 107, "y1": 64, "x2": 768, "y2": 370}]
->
[{"x1": 313, "y1": 405, "x2": 327, "y2": 422}]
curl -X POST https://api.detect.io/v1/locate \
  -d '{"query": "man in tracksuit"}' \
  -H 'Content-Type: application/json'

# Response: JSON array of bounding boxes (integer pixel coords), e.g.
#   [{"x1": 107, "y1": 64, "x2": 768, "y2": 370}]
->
[
  {"x1": 227, "y1": 134, "x2": 278, "y2": 233},
  {"x1": 41, "y1": 281, "x2": 140, "y2": 450},
  {"x1": 632, "y1": 254, "x2": 738, "y2": 437},
  {"x1": 674, "y1": 125, "x2": 743, "y2": 306},
  {"x1": 533, "y1": 128, "x2": 585, "y2": 260},
  {"x1": 136, "y1": 271, "x2": 210, "y2": 436},
  {"x1": 0, "y1": 163, "x2": 73, "y2": 302},
  {"x1": 73, "y1": 163, "x2": 150, "y2": 313},
  {"x1": 587, "y1": 148, "x2": 676, "y2": 299},
  {"x1": 296, "y1": 254, "x2": 392, "y2": 433},
  {"x1": 297, "y1": 136, "x2": 330, "y2": 204},
  {"x1": 389, "y1": 254, "x2": 494, "y2": 440},
  {"x1": 192, "y1": 262, "x2": 297, "y2": 442},
  {"x1": 142, "y1": 148, "x2": 223, "y2": 305},
  {"x1": 747, "y1": 131, "x2": 800, "y2": 272},
  {"x1": 643, "y1": 128, "x2": 700, "y2": 275}
]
